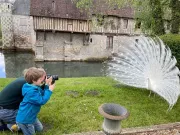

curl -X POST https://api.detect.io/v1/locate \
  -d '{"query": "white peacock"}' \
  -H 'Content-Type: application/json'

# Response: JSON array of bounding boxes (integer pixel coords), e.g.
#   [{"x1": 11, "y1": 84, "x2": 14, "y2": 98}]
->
[{"x1": 107, "y1": 36, "x2": 180, "y2": 109}]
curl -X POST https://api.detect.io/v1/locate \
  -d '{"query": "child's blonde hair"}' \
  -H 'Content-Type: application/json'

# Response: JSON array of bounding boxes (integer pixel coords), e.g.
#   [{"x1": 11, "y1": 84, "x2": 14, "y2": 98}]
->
[{"x1": 23, "y1": 67, "x2": 46, "y2": 84}]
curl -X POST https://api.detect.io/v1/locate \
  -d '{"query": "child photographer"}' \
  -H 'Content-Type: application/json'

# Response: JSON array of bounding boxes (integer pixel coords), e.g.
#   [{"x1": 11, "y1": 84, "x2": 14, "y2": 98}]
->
[{"x1": 16, "y1": 67, "x2": 55, "y2": 135}]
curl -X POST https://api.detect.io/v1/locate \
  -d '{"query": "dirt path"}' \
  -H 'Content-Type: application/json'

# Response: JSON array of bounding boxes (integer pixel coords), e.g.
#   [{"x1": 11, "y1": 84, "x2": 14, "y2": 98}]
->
[{"x1": 65, "y1": 122, "x2": 180, "y2": 135}]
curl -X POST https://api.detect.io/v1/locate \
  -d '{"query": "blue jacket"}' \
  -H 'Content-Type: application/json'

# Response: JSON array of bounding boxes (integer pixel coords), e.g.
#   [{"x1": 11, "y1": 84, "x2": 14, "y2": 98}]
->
[{"x1": 16, "y1": 83, "x2": 52, "y2": 124}]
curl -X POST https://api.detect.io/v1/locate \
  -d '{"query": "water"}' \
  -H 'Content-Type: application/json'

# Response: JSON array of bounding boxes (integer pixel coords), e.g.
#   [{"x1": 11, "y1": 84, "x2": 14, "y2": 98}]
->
[{"x1": 0, "y1": 51, "x2": 107, "y2": 78}]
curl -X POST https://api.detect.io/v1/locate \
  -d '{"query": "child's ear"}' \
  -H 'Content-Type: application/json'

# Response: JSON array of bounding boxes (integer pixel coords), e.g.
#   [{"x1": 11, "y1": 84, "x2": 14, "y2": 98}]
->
[{"x1": 32, "y1": 80, "x2": 36, "y2": 84}]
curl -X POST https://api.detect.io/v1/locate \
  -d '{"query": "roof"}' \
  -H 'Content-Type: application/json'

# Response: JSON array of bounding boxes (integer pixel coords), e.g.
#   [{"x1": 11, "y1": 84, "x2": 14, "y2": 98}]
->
[
  {"x1": 30, "y1": 0, "x2": 134, "y2": 19},
  {"x1": 95, "y1": 7, "x2": 134, "y2": 18},
  {"x1": 92, "y1": 0, "x2": 134, "y2": 18},
  {"x1": 30, "y1": 0, "x2": 89, "y2": 20}
]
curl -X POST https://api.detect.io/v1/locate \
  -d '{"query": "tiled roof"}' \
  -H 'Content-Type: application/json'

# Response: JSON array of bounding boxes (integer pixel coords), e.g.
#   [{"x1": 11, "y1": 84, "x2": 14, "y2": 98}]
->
[
  {"x1": 30, "y1": 0, "x2": 89, "y2": 20},
  {"x1": 30, "y1": 0, "x2": 134, "y2": 19},
  {"x1": 92, "y1": 0, "x2": 134, "y2": 18}
]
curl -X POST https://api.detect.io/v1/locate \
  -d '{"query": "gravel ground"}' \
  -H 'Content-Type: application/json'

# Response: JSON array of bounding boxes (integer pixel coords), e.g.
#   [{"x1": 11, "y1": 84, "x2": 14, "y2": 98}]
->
[{"x1": 65, "y1": 122, "x2": 180, "y2": 135}]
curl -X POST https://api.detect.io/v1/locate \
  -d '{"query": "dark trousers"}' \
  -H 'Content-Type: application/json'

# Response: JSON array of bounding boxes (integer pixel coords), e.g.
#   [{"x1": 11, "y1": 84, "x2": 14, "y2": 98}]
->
[{"x1": 0, "y1": 109, "x2": 18, "y2": 131}]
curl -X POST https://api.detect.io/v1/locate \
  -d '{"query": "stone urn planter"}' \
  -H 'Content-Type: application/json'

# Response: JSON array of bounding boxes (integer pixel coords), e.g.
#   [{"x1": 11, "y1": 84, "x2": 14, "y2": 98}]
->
[{"x1": 98, "y1": 103, "x2": 129, "y2": 135}]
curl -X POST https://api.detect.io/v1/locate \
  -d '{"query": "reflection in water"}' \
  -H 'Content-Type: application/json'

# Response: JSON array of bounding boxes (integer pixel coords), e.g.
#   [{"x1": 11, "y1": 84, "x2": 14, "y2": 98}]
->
[
  {"x1": 3, "y1": 51, "x2": 35, "y2": 78},
  {"x1": 0, "y1": 51, "x2": 107, "y2": 78},
  {"x1": 0, "y1": 53, "x2": 6, "y2": 78}
]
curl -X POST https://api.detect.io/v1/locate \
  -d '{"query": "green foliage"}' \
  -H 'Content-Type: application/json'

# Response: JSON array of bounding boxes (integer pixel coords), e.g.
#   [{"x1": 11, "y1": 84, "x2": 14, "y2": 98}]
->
[
  {"x1": 169, "y1": 0, "x2": 180, "y2": 34},
  {"x1": 151, "y1": 0, "x2": 165, "y2": 35},
  {"x1": 95, "y1": 14, "x2": 105, "y2": 26},
  {"x1": 1, "y1": 77, "x2": 180, "y2": 134},
  {"x1": 73, "y1": 0, "x2": 93, "y2": 11},
  {"x1": 134, "y1": 1, "x2": 153, "y2": 34},
  {"x1": 73, "y1": 0, "x2": 134, "y2": 10},
  {"x1": 73, "y1": 0, "x2": 180, "y2": 35},
  {"x1": 105, "y1": 0, "x2": 134, "y2": 8},
  {"x1": 160, "y1": 34, "x2": 180, "y2": 68},
  {"x1": 135, "y1": 0, "x2": 165, "y2": 35}
]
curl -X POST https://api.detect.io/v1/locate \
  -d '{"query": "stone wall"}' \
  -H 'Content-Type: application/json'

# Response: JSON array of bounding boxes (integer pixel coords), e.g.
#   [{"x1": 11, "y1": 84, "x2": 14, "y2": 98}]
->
[
  {"x1": 0, "y1": 3, "x2": 14, "y2": 49},
  {"x1": 35, "y1": 32, "x2": 113, "y2": 61},
  {"x1": 113, "y1": 36, "x2": 140, "y2": 54},
  {"x1": 0, "y1": 2, "x2": 35, "y2": 50},
  {"x1": 35, "y1": 31, "x2": 141, "y2": 61},
  {"x1": 13, "y1": 15, "x2": 35, "y2": 50}
]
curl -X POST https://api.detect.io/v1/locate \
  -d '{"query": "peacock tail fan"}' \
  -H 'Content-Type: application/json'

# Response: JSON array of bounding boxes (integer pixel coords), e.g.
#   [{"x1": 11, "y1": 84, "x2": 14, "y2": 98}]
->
[{"x1": 107, "y1": 36, "x2": 180, "y2": 109}]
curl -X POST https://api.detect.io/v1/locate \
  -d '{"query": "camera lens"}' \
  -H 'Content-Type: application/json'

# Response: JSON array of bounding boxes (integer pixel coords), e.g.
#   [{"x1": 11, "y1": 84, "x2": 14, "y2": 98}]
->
[{"x1": 52, "y1": 75, "x2": 59, "y2": 80}]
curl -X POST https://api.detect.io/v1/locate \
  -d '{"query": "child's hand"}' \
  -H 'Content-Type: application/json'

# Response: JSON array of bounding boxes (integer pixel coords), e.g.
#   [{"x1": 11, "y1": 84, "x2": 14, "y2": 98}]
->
[
  {"x1": 49, "y1": 83, "x2": 55, "y2": 91},
  {"x1": 46, "y1": 76, "x2": 53, "y2": 86}
]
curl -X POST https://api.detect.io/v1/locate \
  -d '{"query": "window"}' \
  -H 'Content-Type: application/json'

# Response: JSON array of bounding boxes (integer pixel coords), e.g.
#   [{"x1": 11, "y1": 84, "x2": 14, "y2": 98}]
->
[
  {"x1": 83, "y1": 34, "x2": 90, "y2": 45},
  {"x1": 123, "y1": 19, "x2": 128, "y2": 29},
  {"x1": 135, "y1": 20, "x2": 141, "y2": 29},
  {"x1": 67, "y1": 20, "x2": 73, "y2": 31},
  {"x1": 44, "y1": 32, "x2": 46, "y2": 41},
  {"x1": 135, "y1": 39, "x2": 139, "y2": 44},
  {"x1": 106, "y1": 36, "x2": 113, "y2": 49},
  {"x1": 90, "y1": 38, "x2": 92, "y2": 43},
  {"x1": 70, "y1": 33, "x2": 73, "y2": 42},
  {"x1": 36, "y1": 32, "x2": 39, "y2": 40}
]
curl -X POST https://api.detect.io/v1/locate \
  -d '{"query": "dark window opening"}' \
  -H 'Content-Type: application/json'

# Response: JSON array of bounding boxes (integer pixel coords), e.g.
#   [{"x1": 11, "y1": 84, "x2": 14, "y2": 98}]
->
[
  {"x1": 123, "y1": 19, "x2": 128, "y2": 29},
  {"x1": 67, "y1": 19, "x2": 73, "y2": 24},
  {"x1": 44, "y1": 32, "x2": 46, "y2": 41},
  {"x1": 70, "y1": 33, "x2": 73, "y2": 42},
  {"x1": 83, "y1": 34, "x2": 90, "y2": 45},
  {"x1": 135, "y1": 19, "x2": 141, "y2": 29},
  {"x1": 90, "y1": 38, "x2": 92, "y2": 43},
  {"x1": 106, "y1": 36, "x2": 113, "y2": 49},
  {"x1": 136, "y1": 22, "x2": 141, "y2": 29},
  {"x1": 135, "y1": 39, "x2": 139, "y2": 43},
  {"x1": 36, "y1": 32, "x2": 38, "y2": 40},
  {"x1": 114, "y1": 5, "x2": 118, "y2": 10},
  {"x1": 135, "y1": 39, "x2": 139, "y2": 46}
]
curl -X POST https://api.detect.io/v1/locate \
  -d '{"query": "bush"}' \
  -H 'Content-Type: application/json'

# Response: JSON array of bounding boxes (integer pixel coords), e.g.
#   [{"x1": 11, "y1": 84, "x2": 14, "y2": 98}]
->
[{"x1": 160, "y1": 34, "x2": 180, "y2": 68}]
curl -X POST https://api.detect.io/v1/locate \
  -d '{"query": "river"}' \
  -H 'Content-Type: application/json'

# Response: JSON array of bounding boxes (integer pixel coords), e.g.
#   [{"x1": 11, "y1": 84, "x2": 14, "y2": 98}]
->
[{"x1": 0, "y1": 51, "x2": 107, "y2": 78}]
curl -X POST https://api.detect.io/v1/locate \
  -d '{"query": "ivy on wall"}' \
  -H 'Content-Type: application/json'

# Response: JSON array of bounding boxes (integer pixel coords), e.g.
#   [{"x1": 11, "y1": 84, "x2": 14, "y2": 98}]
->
[{"x1": 170, "y1": 0, "x2": 180, "y2": 34}]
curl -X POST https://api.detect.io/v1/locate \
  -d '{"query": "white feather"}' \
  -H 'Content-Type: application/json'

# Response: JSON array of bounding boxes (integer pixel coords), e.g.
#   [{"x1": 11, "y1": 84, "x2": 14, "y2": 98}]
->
[{"x1": 107, "y1": 36, "x2": 180, "y2": 107}]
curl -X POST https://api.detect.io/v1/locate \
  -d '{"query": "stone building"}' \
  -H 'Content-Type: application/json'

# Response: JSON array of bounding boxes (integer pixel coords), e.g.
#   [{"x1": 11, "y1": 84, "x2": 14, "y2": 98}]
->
[
  {"x1": 0, "y1": 0, "x2": 35, "y2": 50},
  {"x1": 0, "y1": 0, "x2": 141, "y2": 61}
]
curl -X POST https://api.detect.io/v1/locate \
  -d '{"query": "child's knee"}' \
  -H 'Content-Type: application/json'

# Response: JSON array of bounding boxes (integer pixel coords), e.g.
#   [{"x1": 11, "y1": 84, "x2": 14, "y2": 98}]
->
[{"x1": 36, "y1": 124, "x2": 43, "y2": 132}]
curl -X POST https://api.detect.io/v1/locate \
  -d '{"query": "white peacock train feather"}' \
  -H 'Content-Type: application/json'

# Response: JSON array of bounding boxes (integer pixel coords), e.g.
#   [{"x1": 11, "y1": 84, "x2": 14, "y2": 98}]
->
[{"x1": 107, "y1": 36, "x2": 180, "y2": 109}]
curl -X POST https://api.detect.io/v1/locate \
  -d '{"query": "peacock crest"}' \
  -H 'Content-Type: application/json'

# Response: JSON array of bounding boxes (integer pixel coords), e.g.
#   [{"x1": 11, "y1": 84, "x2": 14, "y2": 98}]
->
[{"x1": 107, "y1": 36, "x2": 180, "y2": 109}]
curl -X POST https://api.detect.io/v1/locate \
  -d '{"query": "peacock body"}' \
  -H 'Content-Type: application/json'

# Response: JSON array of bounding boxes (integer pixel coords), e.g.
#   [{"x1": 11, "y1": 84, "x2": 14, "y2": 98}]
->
[{"x1": 107, "y1": 36, "x2": 180, "y2": 108}]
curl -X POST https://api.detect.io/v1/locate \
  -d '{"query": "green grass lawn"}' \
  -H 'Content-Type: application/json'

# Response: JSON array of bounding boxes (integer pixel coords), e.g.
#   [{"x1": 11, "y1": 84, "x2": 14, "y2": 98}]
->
[{"x1": 0, "y1": 77, "x2": 180, "y2": 135}]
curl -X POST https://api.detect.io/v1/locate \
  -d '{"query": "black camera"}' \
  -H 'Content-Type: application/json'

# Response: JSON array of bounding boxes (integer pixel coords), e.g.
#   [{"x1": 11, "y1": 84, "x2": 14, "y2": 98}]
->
[{"x1": 47, "y1": 74, "x2": 59, "y2": 84}]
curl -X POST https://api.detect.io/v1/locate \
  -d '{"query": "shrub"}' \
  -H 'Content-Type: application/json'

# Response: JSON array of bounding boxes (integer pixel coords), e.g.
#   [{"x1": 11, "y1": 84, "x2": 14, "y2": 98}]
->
[{"x1": 160, "y1": 34, "x2": 180, "y2": 68}]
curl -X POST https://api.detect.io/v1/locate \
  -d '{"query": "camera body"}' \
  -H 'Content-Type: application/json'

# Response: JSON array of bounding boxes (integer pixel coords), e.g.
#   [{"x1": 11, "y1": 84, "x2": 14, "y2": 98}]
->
[{"x1": 47, "y1": 74, "x2": 59, "y2": 84}]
